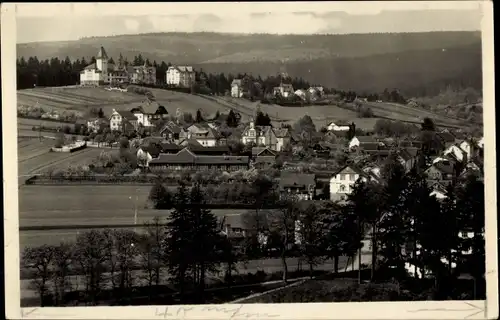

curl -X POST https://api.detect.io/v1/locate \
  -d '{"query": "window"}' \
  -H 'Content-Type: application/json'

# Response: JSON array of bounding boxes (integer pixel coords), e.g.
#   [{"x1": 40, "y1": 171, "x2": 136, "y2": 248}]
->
[
  {"x1": 350, "y1": 174, "x2": 355, "y2": 181},
  {"x1": 339, "y1": 185, "x2": 346, "y2": 192},
  {"x1": 249, "y1": 130, "x2": 255, "y2": 137},
  {"x1": 340, "y1": 174, "x2": 345, "y2": 180}
]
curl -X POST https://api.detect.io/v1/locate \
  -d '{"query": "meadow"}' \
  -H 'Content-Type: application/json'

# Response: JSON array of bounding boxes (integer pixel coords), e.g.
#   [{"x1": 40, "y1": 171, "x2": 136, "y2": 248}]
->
[
  {"x1": 17, "y1": 86, "x2": 227, "y2": 119},
  {"x1": 17, "y1": 138, "x2": 108, "y2": 176}
]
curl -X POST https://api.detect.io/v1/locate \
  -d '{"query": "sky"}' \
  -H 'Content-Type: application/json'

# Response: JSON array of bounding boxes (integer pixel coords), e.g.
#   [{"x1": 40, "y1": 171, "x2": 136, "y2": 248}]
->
[{"x1": 14, "y1": 2, "x2": 483, "y2": 43}]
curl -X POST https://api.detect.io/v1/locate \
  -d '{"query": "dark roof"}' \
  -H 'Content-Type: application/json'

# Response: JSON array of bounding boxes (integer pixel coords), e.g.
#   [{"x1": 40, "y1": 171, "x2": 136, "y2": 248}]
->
[
  {"x1": 160, "y1": 122, "x2": 182, "y2": 135},
  {"x1": 160, "y1": 142, "x2": 181, "y2": 152},
  {"x1": 431, "y1": 161, "x2": 455, "y2": 175},
  {"x1": 96, "y1": 46, "x2": 108, "y2": 60},
  {"x1": 252, "y1": 147, "x2": 277, "y2": 157},
  {"x1": 188, "y1": 145, "x2": 231, "y2": 155},
  {"x1": 274, "y1": 128, "x2": 291, "y2": 138},
  {"x1": 143, "y1": 144, "x2": 161, "y2": 158},
  {"x1": 150, "y1": 148, "x2": 249, "y2": 166},
  {"x1": 279, "y1": 173, "x2": 316, "y2": 189},
  {"x1": 333, "y1": 164, "x2": 370, "y2": 179},
  {"x1": 437, "y1": 132, "x2": 456, "y2": 143},
  {"x1": 116, "y1": 110, "x2": 138, "y2": 120}
]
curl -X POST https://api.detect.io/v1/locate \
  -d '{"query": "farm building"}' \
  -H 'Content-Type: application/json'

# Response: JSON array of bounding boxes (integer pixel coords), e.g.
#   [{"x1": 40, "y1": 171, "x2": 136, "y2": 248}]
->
[{"x1": 148, "y1": 148, "x2": 250, "y2": 172}]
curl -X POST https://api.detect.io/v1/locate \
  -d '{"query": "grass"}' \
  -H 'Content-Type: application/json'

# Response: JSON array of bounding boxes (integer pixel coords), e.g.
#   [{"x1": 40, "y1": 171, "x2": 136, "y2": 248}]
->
[{"x1": 17, "y1": 86, "x2": 227, "y2": 119}]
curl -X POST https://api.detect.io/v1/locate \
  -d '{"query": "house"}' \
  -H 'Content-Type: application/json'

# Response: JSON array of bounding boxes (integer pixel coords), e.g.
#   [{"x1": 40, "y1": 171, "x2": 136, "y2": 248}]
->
[
  {"x1": 218, "y1": 215, "x2": 247, "y2": 240},
  {"x1": 307, "y1": 87, "x2": 324, "y2": 100},
  {"x1": 185, "y1": 124, "x2": 219, "y2": 147},
  {"x1": 273, "y1": 83, "x2": 294, "y2": 98},
  {"x1": 130, "y1": 100, "x2": 168, "y2": 127},
  {"x1": 327, "y1": 121, "x2": 350, "y2": 132},
  {"x1": 274, "y1": 128, "x2": 293, "y2": 151},
  {"x1": 241, "y1": 120, "x2": 278, "y2": 150},
  {"x1": 87, "y1": 118, "x2": 109, "y2": 133},
  {"x1": 136, "y1": 146, "x2": 155, "y2": 168},
  {"x1": 425, "y1": 160, "x2": 455, "y2": 185},
  {"x1": 149, "y1": 148, "x2": 249, "y2": 172},
  {"x1": 109, "y1": 109, "x2": 138, "y2": 132},
  {"x1": 231, "y1": 79, "x2": 244, "y2": 98},
  {"x1": 348, "y1": 135, "x2": 379, "y2": 149},
  {"x1": 443, "y1": 144, "x2": 467, "y2": 163},
  {"x1": 80, "y1": 47, "x2": 157, "y2": 86},
  {"x1": 251, "y1": 147, "x2": 277, "y2": 158},
  {"x1": 159, "y1": 121, "x2": 185, "y2": 141},
  {"x1": 159, "y1": 142, "x2": 182, "y2": 154},
  {"x1": 329, "y1": 165, "x2": 378, "y2": 201},
  {"x1": 279, "y1": 173, "x2": 316, "y2": 200},
  {"x1": 166, "y1": 65, "x2": 195, "y2": 88},
  {"x1": 396, "y1": 147, "x2": 419, "y2": 172},
  {"x1": 430, "y1": 182, "x2": 448, "y2": 200},
  {"x1": 80, "y1": 47, "x2": 111, "y2": 86},
  {"x1": 252, "y1": 156, "x2": 276, "y2": 169},
  {"x1": 294, "y1": 89, "x2": 307, "y2": 101}
]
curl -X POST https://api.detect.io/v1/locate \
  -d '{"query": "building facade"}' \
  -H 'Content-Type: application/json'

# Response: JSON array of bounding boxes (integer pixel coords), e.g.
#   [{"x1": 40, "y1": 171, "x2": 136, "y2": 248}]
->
[{"x1": 166, "y1": 66, "x2": 195, "y2": 88}]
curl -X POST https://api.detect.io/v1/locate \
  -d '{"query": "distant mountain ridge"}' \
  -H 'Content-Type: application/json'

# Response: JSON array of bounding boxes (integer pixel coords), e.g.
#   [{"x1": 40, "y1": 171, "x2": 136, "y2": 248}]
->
[{"x1": 17, "y1": 31, "x2": 482, "y2": 96}]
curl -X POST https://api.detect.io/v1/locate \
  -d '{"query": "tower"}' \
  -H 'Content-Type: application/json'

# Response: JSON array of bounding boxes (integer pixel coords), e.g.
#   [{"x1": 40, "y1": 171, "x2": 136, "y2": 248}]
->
[{"x1": 96, "y1": 46, "x2": 109, "y2": 83}]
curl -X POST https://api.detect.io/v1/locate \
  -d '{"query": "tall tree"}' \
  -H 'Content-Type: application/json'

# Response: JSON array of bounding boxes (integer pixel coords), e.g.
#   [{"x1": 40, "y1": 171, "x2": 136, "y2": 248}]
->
[
  {"x1": 297, "y1": 203, "x2": 326, "y2": 278},
  {"x1": 188, "y1": 183, "x2": 222, "y2": 303},
  {"x1": 165, "y1": 183, "x2": 192, "y2": 302},
  {"x1": 269, "y1": 195, "x2": 299, "y2": 283}
]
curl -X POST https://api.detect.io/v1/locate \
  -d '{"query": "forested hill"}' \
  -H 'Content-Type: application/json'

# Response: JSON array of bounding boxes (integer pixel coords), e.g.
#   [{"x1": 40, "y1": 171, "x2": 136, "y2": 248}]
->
[{"x1": 17, "y1": 31, "x2": 482, "y2": 97}]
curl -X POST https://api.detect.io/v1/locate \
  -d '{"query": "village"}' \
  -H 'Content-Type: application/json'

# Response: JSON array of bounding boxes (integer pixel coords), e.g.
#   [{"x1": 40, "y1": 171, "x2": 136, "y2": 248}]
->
[{"x1": 17, "y1": 44, "x2": 486, "y2": 307}]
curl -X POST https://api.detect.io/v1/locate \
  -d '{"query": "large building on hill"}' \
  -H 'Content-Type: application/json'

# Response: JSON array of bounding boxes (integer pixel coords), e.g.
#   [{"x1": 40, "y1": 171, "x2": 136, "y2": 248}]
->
[
  {"x1": 166, "y1": 65, "x2": 195, "y2": 88},
  {"x1": 80, "y1": 46, "x2": 156, "y2": 86}
]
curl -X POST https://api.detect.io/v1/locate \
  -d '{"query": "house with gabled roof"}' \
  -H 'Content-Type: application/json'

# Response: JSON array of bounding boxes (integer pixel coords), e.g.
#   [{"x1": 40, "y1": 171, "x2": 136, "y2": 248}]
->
[
  {"x1": 327, "y1": 120, "x2": 350, "y2": 132},
  {"x1": 274, "y1": 127, "x2": 293, "y2": 151},
  {"x1": 329, "y1": 164, "x2": 379, "y2": 201},
  {"x1": 185, "y1": 123, "x2": 220, "y2": 147},
  {"x1": 251, "y1": 147, "x2": 277, "y2": 158},
  {"x1": 425, "y1": 160, "x2": 455, "y2": 186},
  {"x1": 166, "y1": 65, "x2": 195, "y2": 88},
  {"x1": 279, "y1": 173, "x2": 316, "y2": 200},
  {"x1": 109, "y1": 109, "x2": 138, "y2": 132},
  {"x1": 130, "y1": 99, "x2": 168, "y2": 127},
  {"x1": 436, "y1": 131, "x2": 457, "y2": 148},
  {"x1": 241, "y1": 120, "x2": 278, "y2": 150},
  {"x1": 348, "y1": 135, "x2": 380, "y2": 149},
  {"x1": 396, "y1": 147, "x2": 419, "y2": 172},
  {"x1": 231, "y1": 79, "x2": 244, "y2": 98},
  {"x1": 273, "y1": 83, "x2": 294, "y2": 98}
]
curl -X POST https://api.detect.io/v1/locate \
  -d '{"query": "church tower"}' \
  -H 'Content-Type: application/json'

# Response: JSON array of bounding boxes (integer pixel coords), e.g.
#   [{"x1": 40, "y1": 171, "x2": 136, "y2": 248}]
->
[{"x1": 96, "y1": 46, "x2": 109, "y2": 83}]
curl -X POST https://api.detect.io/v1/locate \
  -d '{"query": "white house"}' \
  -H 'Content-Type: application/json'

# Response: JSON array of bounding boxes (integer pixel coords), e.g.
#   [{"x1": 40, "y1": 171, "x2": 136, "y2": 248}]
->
[
  {"x1": 166, "y1": 66, "x2": 195, "y2": 88},
  {"x1": 137, "y1": 148, "x2": 154, "y2": 167},
  {"x1": 80, "y1": 47, "x2": 110, "y2": 86},
  {"x1": 348, "y1": 135, "x2": 378, "y2": 149},
  {"x1": 241, "y1": 120, "x2": 278, "y2": 150},
  {"x1": 294, "y1": 89, "x2": 307, "y2": 101},
  {"x1": 231, "y1": 79, "x2": 244, "y2": 97},
  {"x1": 330, "y1": 165, "x2": 377, "y2": 201},
  {"x1": 109, "y1": 109, "x2": 138, "y2": 132},
  {"x1": 273, "y1": 83, "x2": 294, "y2": 98},
  {"x1": 443, "y1": 144, "x2": 466, "y2": 162},
  {"x1": 327, "y1": 121, "x2": 350, "y2": 132},
  {"x1": 186, "y1": 124, "x2": 218, "y2": 147}
]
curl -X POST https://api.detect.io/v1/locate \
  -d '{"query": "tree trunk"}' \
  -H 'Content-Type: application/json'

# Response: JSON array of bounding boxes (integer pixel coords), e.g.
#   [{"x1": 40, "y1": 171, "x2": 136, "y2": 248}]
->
[
  {"x1": 371, "y1": 223, "x2": 377, "y2": 281},
  {"x1": 333, "y1": 256, "x2": 339, "y2": 274},
  {"x1": 309, "y1": 262, "x2": 314, "y2": 279},
  {"x1": 281, "y1": 254, "x2": 288, "y2": 284},
  {"x1": 199, "y1": 262, "x2": 206, "y2": 304},
  {"x1": 358, "y1": 247, "x2": 362, "y2": 284}
]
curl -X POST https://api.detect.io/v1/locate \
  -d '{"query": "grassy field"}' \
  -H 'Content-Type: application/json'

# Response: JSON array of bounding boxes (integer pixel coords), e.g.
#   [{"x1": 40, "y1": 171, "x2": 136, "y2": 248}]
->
[
  {"x1": 17, "y1": 138, "x2": 109, "y2": 177},
  {"x1": 17, "y1": 87, "x2": 227, "y2": 119}
]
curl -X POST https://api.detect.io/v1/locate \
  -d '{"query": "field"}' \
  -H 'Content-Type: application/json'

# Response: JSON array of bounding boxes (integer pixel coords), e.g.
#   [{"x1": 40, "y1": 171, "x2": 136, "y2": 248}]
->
[
  {"x1": 17, "y1": 86, "x2": 226, "y2": 119},
  {"x1": 17, "y1": 138, "x2": 109, "y2": 178},
  {"x1": 18, "y1": 86, "x2": 467, "y2": 131}
]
